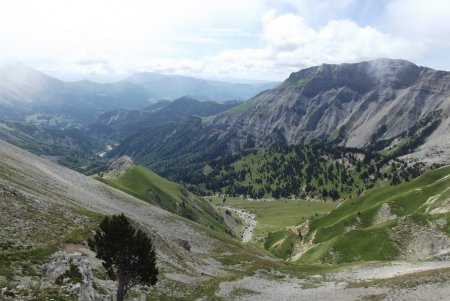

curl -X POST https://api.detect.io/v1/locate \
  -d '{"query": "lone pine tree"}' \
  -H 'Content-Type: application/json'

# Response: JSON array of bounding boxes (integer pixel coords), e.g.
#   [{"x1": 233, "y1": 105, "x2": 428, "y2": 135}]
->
[{"x1": 88, "y1": 213, "x2": 158, "y2": 301}]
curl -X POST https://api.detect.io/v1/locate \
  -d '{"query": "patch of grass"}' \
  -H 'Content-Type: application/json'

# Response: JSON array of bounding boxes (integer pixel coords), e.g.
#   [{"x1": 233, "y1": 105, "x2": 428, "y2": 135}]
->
[
  {"x1": 361, "y1": 294, "x2": 387, "y2": 301},
  {"x1": 329, "y1": 228, "x2": 399, "y2": 263},
  {"x1": 228, "y1": 98, "x2": 257, "y2": 117},
  {"x1": 309, "y1": 166, "x2": 450, "y2": 235},
  {"x1": 0, "y1": 193, "x2": 102, "y2": 294},
  {"x1": 56, "y1": 262, "x2": 82, "y2": 285},
  {"x1": 264, "y1": 230, "x2": 298, "y2": 259},
  {"x1": 229, "y1": 287, "x2": 260, "y2": 298},
  {"x1": 99, "y1": 165, "x2": 182, "y2": 205},
  {"x1": 92, "y1": 267, "x2": 109, "y2": 280},
  {"x1": 33, "y1": 287, "x2": 77, "y2": 301},
  {"x1": 0, "y1": 245, "x2": 58, "y2": 280}
]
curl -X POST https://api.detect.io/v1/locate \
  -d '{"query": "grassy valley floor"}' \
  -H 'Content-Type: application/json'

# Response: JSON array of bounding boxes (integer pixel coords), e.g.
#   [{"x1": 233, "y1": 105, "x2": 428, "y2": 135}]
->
[{"x1": 210, "y1": 197, "x2": 337, "y2": 254}]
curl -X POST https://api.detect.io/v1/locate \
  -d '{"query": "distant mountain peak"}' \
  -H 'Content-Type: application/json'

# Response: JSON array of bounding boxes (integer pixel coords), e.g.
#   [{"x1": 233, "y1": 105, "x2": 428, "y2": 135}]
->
[
  {"x1": 0, "y1": 61, "x2": 61, "y2": 85},
  {"x1": 123, "y1": 72, "x2": 279, "y2": 101}
]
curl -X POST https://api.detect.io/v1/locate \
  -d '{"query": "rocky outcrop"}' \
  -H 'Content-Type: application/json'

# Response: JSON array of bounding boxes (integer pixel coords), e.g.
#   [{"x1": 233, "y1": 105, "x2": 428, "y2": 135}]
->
[
  {"x1": 42, "y1": 251, "x2": 113, "y2": 301},
  {"x1": 390, "y1": 217, "x2": 450, "y2": 261},
  {"x1": 373, "y1": 203, "x2": 397, "y2": 225},
  {"x1": 103, "y1": 155, "x2": 134, "y2": 177}
]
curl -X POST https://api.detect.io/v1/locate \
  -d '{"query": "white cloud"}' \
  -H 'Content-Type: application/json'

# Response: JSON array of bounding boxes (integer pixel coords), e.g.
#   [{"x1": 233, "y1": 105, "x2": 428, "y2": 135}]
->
[
  {"x1": 197, "y1": 10, "x2": 422, "y2": 80},
  {"x1": 385, "y1": 0, "x2": 450, "y2": 41},
  {"x1": 0, "y1": 0, "x2": 265, "y2": 77},
  {"x1": 0, "y1": 0, "x2": 448, "y2": 81}
]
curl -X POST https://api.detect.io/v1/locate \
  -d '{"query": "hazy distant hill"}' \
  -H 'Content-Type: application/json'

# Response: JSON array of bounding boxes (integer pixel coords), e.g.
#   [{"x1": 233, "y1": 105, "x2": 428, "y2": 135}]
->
[
  {"x1": 88, "y1": 96, "x2": 240, "y2": 140},
  {"x1": 0, "y1": 62, "x2": 150, "y2": 125},
  {"x1": 0, "y1": 63, "x2": 275, "y2": 127},
  {"x1": 124, "y1": 72, "x2": 278, "y2": 101}
]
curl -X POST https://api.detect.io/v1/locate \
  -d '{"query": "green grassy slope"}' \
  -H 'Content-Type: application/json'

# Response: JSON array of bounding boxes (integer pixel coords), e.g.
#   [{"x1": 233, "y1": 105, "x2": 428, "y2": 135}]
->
[
  {"x1": 98, "y1": 165, "x2": 231, "y2": 234},
  {"x1": 297, "y1": 166, "x2": 450, "y2": 264},
  {"x1": 264, "y1": 230, "x2": 298, "y2": 259}
]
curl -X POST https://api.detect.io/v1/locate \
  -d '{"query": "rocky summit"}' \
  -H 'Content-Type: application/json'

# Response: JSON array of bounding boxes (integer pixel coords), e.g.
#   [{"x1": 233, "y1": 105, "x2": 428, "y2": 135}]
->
[{"x1": 205, "y1": 58, "x2": 450, "y2": 153}]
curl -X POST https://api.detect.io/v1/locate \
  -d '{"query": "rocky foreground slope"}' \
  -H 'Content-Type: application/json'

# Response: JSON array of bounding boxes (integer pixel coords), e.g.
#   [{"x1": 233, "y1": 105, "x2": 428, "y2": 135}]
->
[
  {"x1": 0, "y1": 138, "x2": 252, "y2": 299},
  {"x1": 1, "y1": 138, "x2": 450, "y2": 300}
]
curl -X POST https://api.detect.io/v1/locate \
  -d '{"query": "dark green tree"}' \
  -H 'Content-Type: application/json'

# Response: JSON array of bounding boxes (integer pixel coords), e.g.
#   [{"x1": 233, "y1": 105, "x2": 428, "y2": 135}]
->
[{"x1": 88, "y1": 213, "x2": 158, "y2": 301}]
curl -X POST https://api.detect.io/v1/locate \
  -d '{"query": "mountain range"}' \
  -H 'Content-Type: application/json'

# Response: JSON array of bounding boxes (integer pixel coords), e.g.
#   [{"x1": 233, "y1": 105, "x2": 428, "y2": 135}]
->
[
  {"x1": 205, "y1": 58, "x2": 449, "y2": 149},
  {"x1": 0, "y1": 62, "x2": 150, "y2": 125},
  {"x1": 0, "y1": 62, "x2": 275, "y2": 126},
  {"x1": 1, "y1": 58, "x2": 450, "y2": 300},
  {"x1": 125, "y1": 72, "x2": 278, "y2": 101},
  {"x1": 109, "y1": 59, "x2": 450, "y2": 179},
  {"x1": 89, "y1": 96, "x2": 240, "y2": 141}
]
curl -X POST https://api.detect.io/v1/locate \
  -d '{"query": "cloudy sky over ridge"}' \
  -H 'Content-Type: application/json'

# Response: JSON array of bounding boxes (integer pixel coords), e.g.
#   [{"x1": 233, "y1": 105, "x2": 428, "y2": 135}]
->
[{"x1": 1, "y1": 0, "x2": 449, "y2": 82}]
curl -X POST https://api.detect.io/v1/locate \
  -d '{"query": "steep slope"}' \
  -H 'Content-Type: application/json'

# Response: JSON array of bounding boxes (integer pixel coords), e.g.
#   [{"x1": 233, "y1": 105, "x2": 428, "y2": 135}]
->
[
  {"x1": 0, "y1": 119, "x2": 106, "y2": 170},
  {"x1": 107, "y1": 116, "x2": 225, "y2": 180},
  {"x1": 110, "y1": 59, "x2": 450, "y2": 177},
  {"x1": 0, "y1": 138, "x2": 274, "y2": 299},
  {"x1": 125, "y1": 72, "x2": 278, "y2": 101},
  {"x1": 294, "y1": 166, "x2": 450, "y2": 263},
  {"x1": 91, "y1": 97, "x2": 240, "y2": 139},
  {"x1": 2, "y1": 138, "x2": 450, "y2": 300},
  {"x1": 206, "y1": 59, "x2": 450, "y2": 149},
  {"x1": 0, "y1": 62, "x2": 150, "y2": 124},
  {"x1": 97, "y1": 158, "x2": 231, "y2": 234}
]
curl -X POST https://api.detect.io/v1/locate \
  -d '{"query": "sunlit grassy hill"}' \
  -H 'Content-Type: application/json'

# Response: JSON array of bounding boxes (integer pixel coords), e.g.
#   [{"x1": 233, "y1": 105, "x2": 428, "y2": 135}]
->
[
  {"x1": 98, "y1": 165, "x2": 231, "y2": 234},
  {"x1": 297, "y1": 166, "x2": 450, "y2": 263}
]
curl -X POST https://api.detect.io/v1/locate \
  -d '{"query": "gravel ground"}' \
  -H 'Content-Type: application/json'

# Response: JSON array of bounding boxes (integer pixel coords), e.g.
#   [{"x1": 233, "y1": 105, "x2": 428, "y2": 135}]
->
[
  {"x1": 217, "y1": 274, "x2": 385, "y2": 301},
  {"x1": 216, "y1": 261, "x2": 450, "y2": 301},
  {"x1": 223, "y1": 206, "x2": 256, "y2": 243},
  {"x1": 331, "y1": 261, "x2": 450, "y2": 281}
]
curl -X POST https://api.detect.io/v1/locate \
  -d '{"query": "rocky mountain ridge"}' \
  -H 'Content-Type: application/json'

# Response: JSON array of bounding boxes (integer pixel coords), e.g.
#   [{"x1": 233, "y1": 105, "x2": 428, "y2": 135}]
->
[
  {"x1": 205, "y1": 58, "x2": 450, "y2": 149},
  {"x1": 89, "y1": 96, "x2": 240, "y2": 140},
  {"x1": 110, "y1": 59, "x2": 450, "y2": 173}
]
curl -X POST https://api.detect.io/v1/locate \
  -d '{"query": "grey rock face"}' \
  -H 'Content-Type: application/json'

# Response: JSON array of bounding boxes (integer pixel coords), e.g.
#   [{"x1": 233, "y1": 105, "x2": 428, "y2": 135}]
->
[
  {"x1": 42, "y1": 251, "x2": 113, "y2": 301},
  {"x1": 103, "y1": 155, "x2": 134, "y2": 177},
  {"x1": 205, "y1": 59, "x2": 450, "y2": 152}
]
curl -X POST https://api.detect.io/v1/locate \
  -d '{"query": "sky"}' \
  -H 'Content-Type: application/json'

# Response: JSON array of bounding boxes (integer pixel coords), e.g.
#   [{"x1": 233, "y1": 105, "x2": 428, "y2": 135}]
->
[{"x1": 1, "y1": 0, "x2": 449, "y2": 82}]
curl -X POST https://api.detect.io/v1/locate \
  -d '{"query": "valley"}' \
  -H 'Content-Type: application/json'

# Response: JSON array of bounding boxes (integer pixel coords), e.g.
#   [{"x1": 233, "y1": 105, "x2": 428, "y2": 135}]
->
[{"x1": 0, "y1": 58, "x2": 449, "y2": 300}]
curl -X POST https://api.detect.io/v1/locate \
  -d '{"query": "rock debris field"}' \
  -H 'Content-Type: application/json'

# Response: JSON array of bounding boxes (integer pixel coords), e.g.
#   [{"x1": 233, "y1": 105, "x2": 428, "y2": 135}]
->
[{"x1": 224, "y1": 206, "x2": 257, "y2": 243}]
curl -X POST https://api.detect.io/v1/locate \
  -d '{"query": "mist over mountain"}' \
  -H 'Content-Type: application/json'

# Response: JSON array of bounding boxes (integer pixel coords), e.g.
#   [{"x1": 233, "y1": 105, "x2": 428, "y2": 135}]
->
[
  {"x1": 3, "y1": 0, "x2": 450, "y2": 299},
  {"x1": 0, "y1": 62, "x2": 151, "y2": 125},
  {"x1": 0, "y1": 62, "x2": 274, "y2": 127}
]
